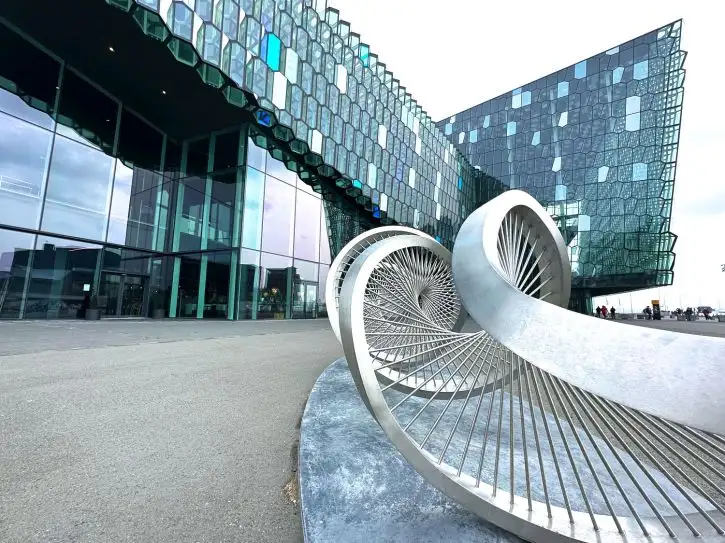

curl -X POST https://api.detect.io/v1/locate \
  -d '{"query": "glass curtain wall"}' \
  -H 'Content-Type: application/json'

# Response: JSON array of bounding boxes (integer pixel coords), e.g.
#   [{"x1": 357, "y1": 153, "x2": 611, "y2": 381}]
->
[
  {"x1": 0, "y1": 20, "x2": 173, "y2": 319},
  {"x1": 0, "y1": 18, "x2": 338, "y2": 320}
]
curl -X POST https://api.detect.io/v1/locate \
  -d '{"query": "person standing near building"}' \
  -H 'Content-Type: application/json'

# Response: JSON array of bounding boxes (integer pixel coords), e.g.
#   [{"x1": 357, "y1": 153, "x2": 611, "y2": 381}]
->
[
  {"x1": 610, "y1": 306, "x2": 616, "y2": 320},
  {"x1": 595, "y1": 306, "x2": 602, "y2": 318},
  {"x1": 601, "y1": 306, "x2": 608, "y2": 319}
]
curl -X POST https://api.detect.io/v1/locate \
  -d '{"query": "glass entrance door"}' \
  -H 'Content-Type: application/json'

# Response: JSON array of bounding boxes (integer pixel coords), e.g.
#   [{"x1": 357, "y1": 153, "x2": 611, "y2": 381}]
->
[
  {"x1": 99, "y1": 273, "x2": 147, "y2": 317},
  {"x1": 292, "y1": 281, "x2": 317, "y2": 319},
  {"x1": 304, "y1": 284, "x2": 317, "y2": 319},
  {"x1": 120, "y1": 276, "x2": 145, "y2": 316}
]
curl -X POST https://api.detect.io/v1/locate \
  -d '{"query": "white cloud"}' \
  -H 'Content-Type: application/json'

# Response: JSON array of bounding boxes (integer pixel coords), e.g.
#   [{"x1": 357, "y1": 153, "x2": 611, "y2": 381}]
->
[{"x1": 329, "y1": 0, "x2": 725, "y2": 308}]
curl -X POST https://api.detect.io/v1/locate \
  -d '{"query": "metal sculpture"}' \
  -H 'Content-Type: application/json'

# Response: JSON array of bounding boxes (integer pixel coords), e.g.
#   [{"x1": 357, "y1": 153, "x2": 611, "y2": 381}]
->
[{"x1": 327, "y1": 190, "x2": 725, "y2": 543}]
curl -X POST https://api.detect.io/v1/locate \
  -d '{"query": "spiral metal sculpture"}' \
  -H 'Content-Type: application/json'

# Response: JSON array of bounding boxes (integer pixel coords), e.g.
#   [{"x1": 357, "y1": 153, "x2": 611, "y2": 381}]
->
[{"x1": 328, "y1": 190, "x2": 725, "y2": 543}]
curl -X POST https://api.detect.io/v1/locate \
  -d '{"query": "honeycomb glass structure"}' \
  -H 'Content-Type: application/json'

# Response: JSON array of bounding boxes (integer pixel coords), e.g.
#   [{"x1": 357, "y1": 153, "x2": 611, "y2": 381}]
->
[
  {"x1": 438, "y1": 22, "x2": 685, "y2": 308},
  {"x1": 0, "y1": 0, "x2": 684, "y2": 319}
]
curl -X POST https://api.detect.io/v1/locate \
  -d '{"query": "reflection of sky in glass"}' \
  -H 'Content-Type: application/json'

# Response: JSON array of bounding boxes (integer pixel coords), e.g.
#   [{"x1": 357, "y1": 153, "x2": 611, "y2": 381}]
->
[
  {"x1": 262, "y1": 175, "x2": 295, "y2": 256},
  {"x1": 0, "y1": 89, "x2": 55, "y2": 130},
  {"x1": 294, "y1": 191, "x2": 320, "y2": 261},
  {"x1": 106, "y1": 160, "x2": 133, "y2": 245},
  {"x1": 242, "y1": 167, "x2": 265, "y2": 250},
  {"x1": 0, "y1": 229, "x2": 34, "y2": 273},
  {"x1": 41, "y1": 134, "x2": 114, "y2": 240},
  {"x1": 0, "y1": 111, "x2": 53, "y2": 229}
]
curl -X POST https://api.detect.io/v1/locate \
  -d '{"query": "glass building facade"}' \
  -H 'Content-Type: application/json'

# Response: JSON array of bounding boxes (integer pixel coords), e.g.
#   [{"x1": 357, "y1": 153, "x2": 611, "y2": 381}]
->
[
  {"x1": 0, "y1": 0, "x2": 683, "y2": 319},
  {"x1": 438, "y1": 22, "x2": 685, "y2": 311}
]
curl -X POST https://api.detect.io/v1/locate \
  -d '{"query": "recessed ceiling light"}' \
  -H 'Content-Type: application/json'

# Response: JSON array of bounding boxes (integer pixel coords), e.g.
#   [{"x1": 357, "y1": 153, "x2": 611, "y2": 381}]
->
[
  {"x1": 161, "y1": 90, "x2": 167, "y2": 95},
  {"x1": 108, "y1": 46, "x2": 115, "y2": 53}
]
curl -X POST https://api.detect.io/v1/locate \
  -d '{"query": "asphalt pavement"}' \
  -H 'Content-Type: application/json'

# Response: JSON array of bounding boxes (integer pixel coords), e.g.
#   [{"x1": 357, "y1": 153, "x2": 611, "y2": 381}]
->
[{"x1": 0, "y1": 318, "x2": 342, "y2": 543}]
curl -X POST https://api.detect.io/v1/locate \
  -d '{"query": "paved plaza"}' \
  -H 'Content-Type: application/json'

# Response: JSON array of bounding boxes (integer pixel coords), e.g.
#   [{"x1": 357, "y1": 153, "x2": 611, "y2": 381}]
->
[
  {"x1": 0, "y1": 316, "x2": 721, "y2": 543},
  {"x1": 619, "y1": 316, "x2": 725, "y2": 337},
  {"x1": 0, "y1": 318, "x2": 341, "y2": 543}
]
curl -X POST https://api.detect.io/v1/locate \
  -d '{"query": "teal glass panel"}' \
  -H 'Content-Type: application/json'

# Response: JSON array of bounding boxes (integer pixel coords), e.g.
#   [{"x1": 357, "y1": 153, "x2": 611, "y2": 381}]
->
[
  {"x1": 242, "y1": 167, "x2": 265, "y2": 250},
  {"x1": 264, "y1": 33, "x2": 282, "y2": 71}
]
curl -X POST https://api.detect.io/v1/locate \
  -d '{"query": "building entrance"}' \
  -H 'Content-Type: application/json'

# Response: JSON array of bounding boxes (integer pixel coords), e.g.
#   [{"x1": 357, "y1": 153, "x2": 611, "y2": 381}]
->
[
  {"x1": 99, "y1": 273, "x2": 147, "y2": 317},
  {"x1": 292, "y1": 281, "x2": 318, "y2": 319}
]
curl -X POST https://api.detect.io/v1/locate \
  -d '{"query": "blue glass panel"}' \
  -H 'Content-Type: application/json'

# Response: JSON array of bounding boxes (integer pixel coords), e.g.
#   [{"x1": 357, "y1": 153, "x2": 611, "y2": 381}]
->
[
  {"x1": 632, "y1": 163, "x2": 648, "y2": 181},
  {"x1": 633, "y1": 60, "x2": 649, "y2": 80},
  {"x1": 352, "y1": 179, "x2": 363, "y2": 189},
  {"x1": 506, "y1": 121, "x2": 516, "y2": 136},
  {"x1": 557, "y1": 81, "x2": 569, "y2": 98},
  {"x1": 457, "y1": 177, "x2": 463, "y2": 190},
  {"x1": 575, "y1": 60, "x2": 587, "y2": 79},
  {"x1": 256, "y1": 110, "x2": 273, "y2": 126},
  {"x1": 613, "y1": 67, "x2": 624, "y2": 84}
]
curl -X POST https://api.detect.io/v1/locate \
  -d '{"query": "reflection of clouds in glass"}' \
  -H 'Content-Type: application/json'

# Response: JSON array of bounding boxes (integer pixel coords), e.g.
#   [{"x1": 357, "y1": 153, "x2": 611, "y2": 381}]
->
[
  {"x1": 0, "y1": 112, "x2": 53, "y2": 229},
  {"x1": 41, "y1": 135, "x2": 115, "y2": 240},
  {"x1": 261, "y1": 176, "x2": 295, "y2": 256},
  {"x1": 45, "y1": 135, "x2": 114, "y2": 212},
  {"x1": 0, "y1": 89, "x2": 54, "y2": 130},
  {"x1": 242, "y1": 167, "x2": 265, "y2": 250},
  {"x1": 0, "y1": 230, "x2": 34, "y2": 273},
  {"x1": 294, "y1": 191, "x2": 320, "y2": 261},
  {"x1": 110, "y1": 160, "x2": 133, "y2": 220}
]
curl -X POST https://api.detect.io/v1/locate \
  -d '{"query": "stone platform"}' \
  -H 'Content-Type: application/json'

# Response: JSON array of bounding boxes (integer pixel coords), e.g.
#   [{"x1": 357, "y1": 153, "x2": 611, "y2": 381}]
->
[
  {"x1": 299, "y1": 358, "x2": 519, "y2": 543},
  {"x1": 300, "y1": 358, "x2": 709, "y2": 542}
]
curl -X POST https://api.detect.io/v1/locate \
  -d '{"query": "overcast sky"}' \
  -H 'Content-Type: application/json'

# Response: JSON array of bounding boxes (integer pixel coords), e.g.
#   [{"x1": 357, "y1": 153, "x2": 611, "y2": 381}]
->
[{"x1": 328, "y1": 0, "x2": 725, "y2": 311}]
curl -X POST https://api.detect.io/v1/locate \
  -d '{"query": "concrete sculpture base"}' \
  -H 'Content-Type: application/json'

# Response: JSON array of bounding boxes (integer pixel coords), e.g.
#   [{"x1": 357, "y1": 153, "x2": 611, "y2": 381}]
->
[{"x1": 299, "y1": 358, "x2": 519, "y2": 543}]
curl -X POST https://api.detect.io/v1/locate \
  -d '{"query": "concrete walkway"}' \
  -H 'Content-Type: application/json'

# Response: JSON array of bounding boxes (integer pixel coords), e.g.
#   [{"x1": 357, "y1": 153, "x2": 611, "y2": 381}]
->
[{"x1": 0, "y1": 318, "x2": 342, "y2": 543}]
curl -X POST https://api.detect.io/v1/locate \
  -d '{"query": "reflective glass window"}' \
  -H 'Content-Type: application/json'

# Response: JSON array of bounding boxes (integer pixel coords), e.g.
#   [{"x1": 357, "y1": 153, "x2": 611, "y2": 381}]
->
[
  {"x1": 633, "y1": 60, "x2": 649, "y2": 80},
  {"x1": 176, "y1": 175, "x2": 205, "y2": 252},
  {"x1": 202, "y1": 250, "x2": 232, "y2": 318},
  {"x1": 317, "y1": 263, "x2": 329, "y2": 316},
  {"x1": 208, "y1": 169, "x2": 235, "y2": 248},
  {"x1": 25, "y1": 235, "x2": 101, "y2": 319},
  {"x1": 261, "y1": 175, "x2": 295, "y2": 256},
  {"x1": 259, "y1": 252, "x2": 292, "y2": 319},
  {"x1": 0, "y1": 24, "x2": 59, "y2": 130},
  {"x1": 41, "y1": 135, "x2": 115, "y2": 240},
  {"x1": 319, "y1": 205, "x2": 331, "y2": 265},
  {"x1": 237, "y1": 248, "x2": 260, "y2": 320},
  {"x1": 633, "y1": 163, "x2": 648, "y2": 181},
  {"x1": 107, "y1": 161, "x2": 164, "y2": 249},
  {"x1": 0, "y1": 228, "x2": 35, "y2": 319},
  {"x1": 242, "y1": 167, "x2": 265, "y2": 249},
  {"x1": 575, "y1": 60, "x2": 587, "y2": 79},
  {"x1": 175, "y1": 253, "x2": 201, "y2": 317},
  {"x1": 292, "y1": 258, "x2": 318, "y2": 319},
  {"x1": 56, "y1": 69, "x2": 118, "y2": 154},
  {"x1": 266, "y1": 154, "x2": 297, "y2": 184},
  {"x1": 557, "y1": 81, "x2": 569, "y2": 98},
  {"x1": 0, "y1": 112, "x2": 53, "y2": 229},
  {"x1": 294, "y1": 190, "x2": 321, "y2": 261},
  {"x1": 247, "y1": 138, "x2": 266, "y2": 171}
]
